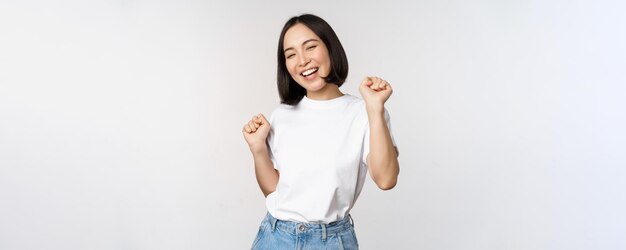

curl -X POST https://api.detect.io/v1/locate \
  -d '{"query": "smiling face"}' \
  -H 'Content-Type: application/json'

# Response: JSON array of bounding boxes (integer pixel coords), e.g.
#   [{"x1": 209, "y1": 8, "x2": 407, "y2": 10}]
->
[{"x1": 283, "y1": 23, "x2": 332, "y2": 93}]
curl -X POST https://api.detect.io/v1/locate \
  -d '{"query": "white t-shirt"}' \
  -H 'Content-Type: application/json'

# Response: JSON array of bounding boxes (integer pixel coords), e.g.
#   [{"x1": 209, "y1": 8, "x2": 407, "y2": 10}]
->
[{"x1": 265, "y1": 94, "x2": 396, "y2": 223}]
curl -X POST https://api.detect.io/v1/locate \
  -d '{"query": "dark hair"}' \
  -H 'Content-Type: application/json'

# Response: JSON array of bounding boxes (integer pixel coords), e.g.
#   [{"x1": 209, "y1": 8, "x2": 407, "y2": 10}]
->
[{"x1": 277, "y1": 14, "x2": 349, "y2": 105}]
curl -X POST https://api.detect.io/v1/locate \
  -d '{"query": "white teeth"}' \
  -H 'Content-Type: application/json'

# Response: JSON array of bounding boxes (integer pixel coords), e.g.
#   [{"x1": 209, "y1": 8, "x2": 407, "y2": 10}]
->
[{"x1": 301, "y1": 68, "x2": 318, "y2": 77}]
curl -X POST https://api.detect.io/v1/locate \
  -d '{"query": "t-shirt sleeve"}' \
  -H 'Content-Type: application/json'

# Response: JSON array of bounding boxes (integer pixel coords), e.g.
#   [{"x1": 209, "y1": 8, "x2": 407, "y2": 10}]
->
[{"x1": 362, "y1": 108, "x2": 398, "y2": 165}]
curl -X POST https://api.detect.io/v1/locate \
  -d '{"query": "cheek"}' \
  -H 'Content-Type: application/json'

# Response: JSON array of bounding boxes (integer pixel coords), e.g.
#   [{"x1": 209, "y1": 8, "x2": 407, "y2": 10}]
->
[
  {"x1": 316, "y1": 51, "x2": 331, "y2": 70},
  {"x1": 285, "y1": 62, "x2": 297, "y2": 76}
]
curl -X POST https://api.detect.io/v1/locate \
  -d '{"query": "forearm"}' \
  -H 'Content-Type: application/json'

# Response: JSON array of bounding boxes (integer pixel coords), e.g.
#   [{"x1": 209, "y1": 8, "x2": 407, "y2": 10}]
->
[
  {"x1": 367, "y1": 108, "x2": 399, "y2": 190},
  {"x1": 251, "y1": 145, "x2": 279, "y2": 197}
]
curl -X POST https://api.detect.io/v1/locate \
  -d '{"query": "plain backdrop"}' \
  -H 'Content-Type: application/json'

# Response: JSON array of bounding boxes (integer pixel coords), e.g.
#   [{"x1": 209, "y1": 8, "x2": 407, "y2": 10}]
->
[{"x1": 1, "y1": 0, "x2": 625, "y2": 249}]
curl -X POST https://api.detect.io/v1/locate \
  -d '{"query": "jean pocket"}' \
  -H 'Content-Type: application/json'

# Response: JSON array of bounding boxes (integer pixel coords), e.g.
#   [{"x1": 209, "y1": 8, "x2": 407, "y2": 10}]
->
[{"x1": 337, "y1": 227, "x2": 359, "y2": 250}]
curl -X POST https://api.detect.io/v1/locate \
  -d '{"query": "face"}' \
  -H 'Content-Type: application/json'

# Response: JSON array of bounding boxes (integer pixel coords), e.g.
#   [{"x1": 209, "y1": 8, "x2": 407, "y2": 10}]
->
[{"x1": 283, "y1": 23, "x2": 332, "y2": 93}]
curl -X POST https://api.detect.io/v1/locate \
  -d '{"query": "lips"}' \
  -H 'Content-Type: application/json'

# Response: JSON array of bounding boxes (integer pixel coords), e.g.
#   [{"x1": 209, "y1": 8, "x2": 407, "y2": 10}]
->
[{"x1": 300, "y1": 67, "x2": 319, "y2": 77}]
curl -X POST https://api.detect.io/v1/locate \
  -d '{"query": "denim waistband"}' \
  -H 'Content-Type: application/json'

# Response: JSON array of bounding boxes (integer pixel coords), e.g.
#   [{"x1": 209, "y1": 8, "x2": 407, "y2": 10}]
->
[{"x1": 263, "y1": 212, "x2": 354, "y2": 241}]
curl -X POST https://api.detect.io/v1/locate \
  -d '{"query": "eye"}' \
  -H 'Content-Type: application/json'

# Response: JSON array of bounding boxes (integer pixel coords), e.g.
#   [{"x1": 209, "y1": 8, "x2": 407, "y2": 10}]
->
[
  {"x1": 306, "y1": 45, "x2": 317, "y2": 50},
  {"x1": 286, "y1": 54, "x2": 295, "y2": 59}
]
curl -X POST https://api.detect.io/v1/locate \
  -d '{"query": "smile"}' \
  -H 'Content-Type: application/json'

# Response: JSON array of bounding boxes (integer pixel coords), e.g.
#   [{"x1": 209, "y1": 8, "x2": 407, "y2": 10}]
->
[{"x1": 301, "y1": 67, "x2": 319, "y2": 77}]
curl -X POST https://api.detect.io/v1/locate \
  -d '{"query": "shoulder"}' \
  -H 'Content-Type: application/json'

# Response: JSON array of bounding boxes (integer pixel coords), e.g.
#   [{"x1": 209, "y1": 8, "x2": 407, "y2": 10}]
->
[
  {"x1": 272, "y1": 103, "x2": 297, "y2": 113},
  {"x1": 335, "y1": 94, "x2": 369, "y2": 124},
  {"x1": 343, "y1": 94, "x2": 363, "y2": 104},
  {"x1": 343, "y1": 94, "x2": 393, "y2": 121},
  {"x1": 268, "y1": 103, "x2": 297, "y2": 122},
  {"x1": 342, "y1": 94, "x2": 366, "y2": 110}
]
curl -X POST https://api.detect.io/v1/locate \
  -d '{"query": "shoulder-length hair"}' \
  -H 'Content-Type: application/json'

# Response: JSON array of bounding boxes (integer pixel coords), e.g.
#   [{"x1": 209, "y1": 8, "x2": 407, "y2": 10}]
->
[{"x1": 277, "y1": 14, "x2": 349, "y2": 105}]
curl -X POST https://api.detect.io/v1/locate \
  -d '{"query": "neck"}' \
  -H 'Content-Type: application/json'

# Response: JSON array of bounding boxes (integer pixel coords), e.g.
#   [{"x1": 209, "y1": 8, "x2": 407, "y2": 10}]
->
[{"x1": 306, "y1": 84, "x2": 344, "y2": 100}]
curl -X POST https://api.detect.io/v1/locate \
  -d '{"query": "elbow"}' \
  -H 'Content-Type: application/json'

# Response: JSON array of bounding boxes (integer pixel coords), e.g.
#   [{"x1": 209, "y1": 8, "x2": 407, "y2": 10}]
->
[
  {"x1": 376, "y1": 177, "x2": 397, "y2": 190},
  {"x1": 374, "y1": 167, "x2": 399, "y2": 190},
  {"x1": 371, "y1": 161, "x2": 400, "y2": 191}
]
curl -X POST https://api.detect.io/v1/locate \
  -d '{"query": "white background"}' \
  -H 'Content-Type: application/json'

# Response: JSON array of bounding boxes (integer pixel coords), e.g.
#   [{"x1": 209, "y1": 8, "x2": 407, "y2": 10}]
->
[{"x1": 1, "y1": 0, "x2": 625, "y2": 249}]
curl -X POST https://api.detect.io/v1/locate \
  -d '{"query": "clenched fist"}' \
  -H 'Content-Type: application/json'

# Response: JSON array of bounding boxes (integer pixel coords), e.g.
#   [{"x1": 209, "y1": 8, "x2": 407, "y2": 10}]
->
[
  {"x1": 359, "y1": 76, "x2": 393, "y2": 112},
  {"x1": 242, "y1": 113, "x2": 271, "y2": 153}
]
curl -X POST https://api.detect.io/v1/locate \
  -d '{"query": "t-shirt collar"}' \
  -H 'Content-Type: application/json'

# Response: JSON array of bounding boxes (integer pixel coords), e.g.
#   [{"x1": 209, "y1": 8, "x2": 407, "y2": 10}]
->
[{"x1": 299, "y1": 94, "x2": 350, "y2": 109}]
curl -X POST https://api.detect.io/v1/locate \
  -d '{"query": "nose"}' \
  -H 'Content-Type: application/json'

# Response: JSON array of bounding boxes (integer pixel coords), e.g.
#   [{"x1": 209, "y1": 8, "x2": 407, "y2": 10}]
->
[{"x1": 298, "y1": 53, "x2": 310, "y2": 67}]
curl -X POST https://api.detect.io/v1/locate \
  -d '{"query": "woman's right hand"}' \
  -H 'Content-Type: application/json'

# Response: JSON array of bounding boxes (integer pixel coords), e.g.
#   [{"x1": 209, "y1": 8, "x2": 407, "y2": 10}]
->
[{"x1": 242, "y1": 113, "x2": 271, "y2": 153}]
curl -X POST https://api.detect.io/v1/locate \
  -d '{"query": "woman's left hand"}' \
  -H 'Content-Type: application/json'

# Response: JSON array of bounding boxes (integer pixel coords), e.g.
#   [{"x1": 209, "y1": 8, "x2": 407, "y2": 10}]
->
[{"x1": 359, "y1": 76, "x2": 393, "y2": 112}]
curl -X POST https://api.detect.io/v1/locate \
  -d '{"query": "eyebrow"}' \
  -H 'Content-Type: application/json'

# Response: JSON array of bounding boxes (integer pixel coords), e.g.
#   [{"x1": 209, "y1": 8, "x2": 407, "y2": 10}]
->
[{"x1": 284, "y1": 38, "x2": 319, "y2": 53}]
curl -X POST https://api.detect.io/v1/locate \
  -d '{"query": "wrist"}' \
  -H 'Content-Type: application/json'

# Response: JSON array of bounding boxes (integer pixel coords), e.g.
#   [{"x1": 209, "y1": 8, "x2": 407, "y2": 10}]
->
[
  {"x1": 249, "y1": 143, "x2": 268, "y2": 155},
  {"x1": 366, "y1": 109, "x2": 386, "y2": 124},
  {"x1": 366, "y1": 102, "x2": 384, "y2": 115}
]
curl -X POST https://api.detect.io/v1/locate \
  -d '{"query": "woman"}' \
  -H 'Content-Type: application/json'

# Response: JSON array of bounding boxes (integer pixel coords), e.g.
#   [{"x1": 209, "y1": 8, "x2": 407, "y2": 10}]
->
[{"x1": 242, "y1": 14, "x2": 399, "y2": 249}]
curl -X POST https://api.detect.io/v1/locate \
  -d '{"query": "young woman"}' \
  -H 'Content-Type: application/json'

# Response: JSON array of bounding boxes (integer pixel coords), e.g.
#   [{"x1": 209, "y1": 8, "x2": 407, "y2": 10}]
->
[{"x1": 242, "y1": 14, "x2": 399, "y2": 249}]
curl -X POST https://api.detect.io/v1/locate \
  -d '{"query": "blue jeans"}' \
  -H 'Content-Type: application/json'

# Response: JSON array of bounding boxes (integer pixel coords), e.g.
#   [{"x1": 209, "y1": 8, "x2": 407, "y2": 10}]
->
[{"x1": 251, "y1": 212, "x2": 359, "y2": 250}]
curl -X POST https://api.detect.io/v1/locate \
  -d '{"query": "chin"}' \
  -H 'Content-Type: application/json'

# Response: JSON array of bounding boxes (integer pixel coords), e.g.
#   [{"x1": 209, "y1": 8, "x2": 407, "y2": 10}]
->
[
  {"x1": 298, "y1": 78, "x2": 327, "y2": 92},
  {"x1": 307, "y1": 81, "x2": 328, "y2": 93}
]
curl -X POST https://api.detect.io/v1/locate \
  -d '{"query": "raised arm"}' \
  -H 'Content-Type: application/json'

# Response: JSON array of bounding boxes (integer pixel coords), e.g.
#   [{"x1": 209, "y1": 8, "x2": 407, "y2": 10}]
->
[
  {"x1": 359, "y1": 77, "x2": 400, "y2": 190},
  {"x1": 243, "y1": 114, "x2": 279, "y2": 197}
]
